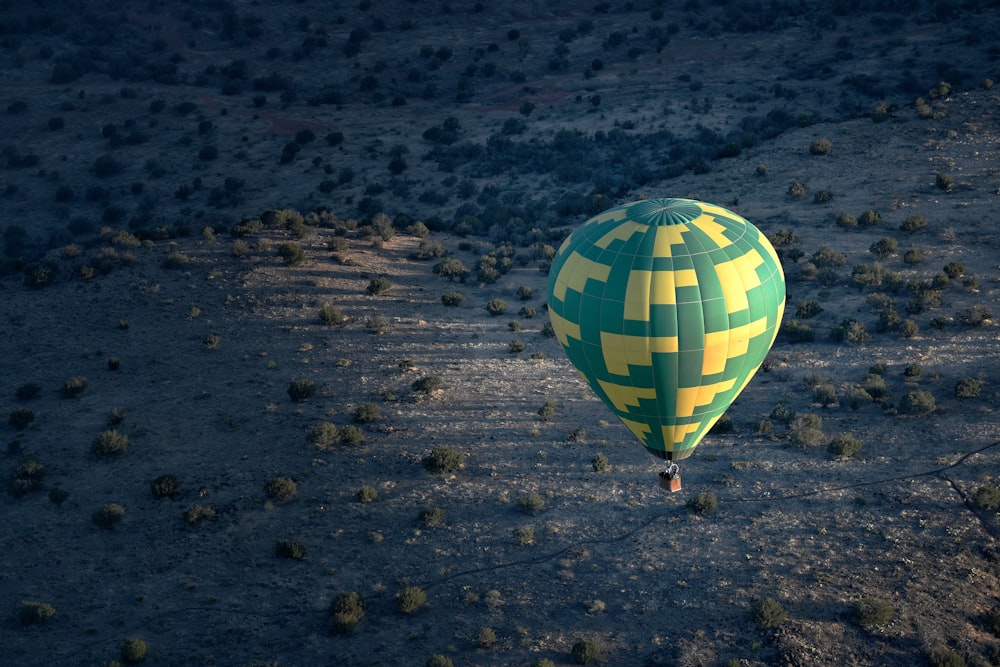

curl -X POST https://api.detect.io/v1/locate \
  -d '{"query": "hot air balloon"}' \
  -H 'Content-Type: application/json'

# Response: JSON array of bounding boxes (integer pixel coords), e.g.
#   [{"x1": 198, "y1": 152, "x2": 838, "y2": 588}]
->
[{"x1": 546, "y1": 198, "x2": 785, "y2": 488}]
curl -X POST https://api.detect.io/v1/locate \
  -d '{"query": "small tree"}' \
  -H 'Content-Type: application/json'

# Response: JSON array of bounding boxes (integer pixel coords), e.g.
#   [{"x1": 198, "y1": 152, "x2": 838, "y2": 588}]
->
[
  {"x1": 900, "y1": 390, "x2": 935, "y2": 414},
  {"x1": 955, "y1": 377, "x2": 981, "y2": 398},
  {"x1": 330, "y1": 591, "x2": 366, "y2": 634},
  {"x1": 287, "y1": 379, "x2": 317, "y2": 401},
  {"x1": 367, "y1": 276, "x2": 392, "y2": 295},
  {"x1": 827, "y1": 433, "x2": 862, "y2": 458},
  {"x1": 396, "y1": 586, "x2": 427, "y2": 613},
  {"x1": 441, "y1": 291, "x2": 465, "y2": 306},
  {"x1": 150, "y1": 474, "x2": 180, "y2": 499},
  {"x1": 485, "y1": 299, "x2": 508, "y2": 316},
  {"x1": 352, "y1": 403, "x2": 381, "y2": 423},
  {"x1": 278, "y1": 242, "x2": 306, "y2": 266},
  {"x1": 753, "y1": 597, "x2": 788, "y2": 629},
  {"x1": 19, "y1": 600, "x2": 56, "y2": 625},
  {"x1": 422, "y1": 446, "x2": 464, "y2": 474},
  {"x1": 264, "y1": 476, "x2": 298, "y2": 501},
  {"x1": 571, "y1": 639, "x2": 602, "y2": 665},
  {"x1": 412, "y1": 375, "x2": 443, "y2": 395},
  {"x1": 120, "y1": 638, "x2": 148, "y2": 664},
  {"x1": 93, "y1": 503, "x2": 126, "y2": 529},
  {"x1": 853, "y1": 597, "x2": 895, "y2": 628},
  {"x1": 92, "y1": 430, "x2": 129, "y2": 457},
  {"x1": 686, "y1": 492, "x2": 718, "y2": 513},
  {"x1": 517, "y1": 492, "x2": 546, "y2": 514}
]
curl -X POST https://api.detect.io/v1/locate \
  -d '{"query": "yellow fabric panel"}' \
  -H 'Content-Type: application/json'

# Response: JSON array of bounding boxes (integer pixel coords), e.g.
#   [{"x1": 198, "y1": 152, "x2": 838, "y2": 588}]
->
[
  {"x1": 674, "y1": 268, "x2": 699, "y2": 288},
  {"x1": 650, "y1": 268, "x2": 678, "y2": 304},
  {"x1": 600, "y1": 332, "x2": 679, "y2": 375},
  {"x1": 548, "y1": 309, "x2": 580, "y2": 347},
  {"x1": 620, "y1": 416, "x2": 652, "y2": 441},
  {"x1": 653, "y1": 224, "x2": 685, "y2": 257},
  {"x1": 591, "y1": 207, "x2": 629, "y2": 226},
  {"x1": 597, "y1": 379, "x2": 657, "y2": 412},
  {"x1": 595, "y1": 220, "x2": 645, "y2": 249},
  {"x1": 692, "y1": 213, "x2": 733, "y2": 250},
  {"x1": 624, "y1": 270, "x2": 653, "y2": 319},
  {"x1": 552, "y1": 252, "x2": 610, "y2": 301},
  {"x1": 721, "y1": 322, "x2": 751, "y2": 358},
  {"x1": 749, "y1": 315, "x2": 770, "y2": 338},
  {"x1": 663, "y1": 421, "x2": 702, "y2": 447},
  {"x1": 715, "y1": 260, "x2": 750, "y2": 314},
  {"x1": 702, "y1": 329, "x2": 731, "y2": 375},
  {"x1": 677, "y1": 378, "x2": 738, "y2": 418}
]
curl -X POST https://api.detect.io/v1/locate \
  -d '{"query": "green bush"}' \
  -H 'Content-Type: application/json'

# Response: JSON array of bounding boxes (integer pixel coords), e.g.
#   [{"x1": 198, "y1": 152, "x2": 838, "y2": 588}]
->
[
  {"x1": 827, "y1": 433, "x2": 862, "y2": 458},
  {"x1": 433, "y1": 258, "x2": 470, "y2": 281},
  {"x1": 972, "y1": 486, "x2": 1000, "y2": 510},
  {"x1": 150, "y1": 474, "x2": 180, "y2": 499},
  {"x1": 426, "y1": 656, "x2": 454, "y2": 667},
  {"x1": 853, "y1": 597, "x2": 894, "y2": 628},
  {"x1": 183, "y1": 504, "x2": 216, "y2": 525},
  {"x1": 330, "y1": 591, "x2": 366, "y2": 634},
  {"x1": 476, "y1": 626, "x2": 498, "y2": 647},
  {"x1": 753, "y1": 597, "x2": 787, "y2": 629},
  {"x1": 517, "y1": 492, "x2": 546, "y2": 514},
  {"x1": 120, "y1": 638, "x2": 148, "y2": 664},
  {"x1": 93, "y1": 503, "x2": 125, "y2": 529},
  {"x1": 869, "y1": 237, "x2": 898, "y2": 258},
  {"x1": 356, "y1": 485, "x2": 378, "y2": 503},
  {"x1": 899, "y1": 390, "x2": 935, "y2": 414},
  {"x1": 809, "y1": 137, "x2": 832, "y2": 155},
  {"x1": 352, "y1": 403, "x2": 381, "y2": 423},
  {"x1": 275, "y1": 539, "x2": 306, "y2": 559},
  {"x1": 420, "y1": 506, "x2": 447, "y2": 527},
  {"x1": 422, "y1": 446, "x2": 464, "y2": 474},
  {"x1": 366, "y1": 276, "x2": 392, "y2": 295},
  {"x1": 513, "y1": 524, "x2": 535, "y2": 545},
  {"x1": 485, "y1": 298, "x2": 508, "y2": 316},
  {"x1": 538, "y1": 400, "x2": 557, "y2": 420},
  {"x1": 366, "y1": 312, "x2": 392, "y2": 334},
  {"x1": 509, "y1": 339, "x2": 526, "y2": 353},
  {"x1": 954, "y1": 377, "x2": 981, "y2": 398},
  {"x1": 441, "y1": 291, "x2": 465, "y2": 306},
  {"x1": 927, "y1": 647, "x2": 966, "y2": 667},
  {"x1": 278, "y1": 242, "x2": 306, "y2": 266},
  {"x1": 686, "y1": 492, "x2": 718, "y2": 513},
  {"x1": 319, "y1": 303, "x2": 346, "y2": 325},
  {"x1": 900, "y1": 214, "x2": 927, "y2": 233},
  {"x1": 340, "y1": 425, "x2": 364, "y2": 446},
  {"x1": 903, "y1": 249, "x2": 924, "y2": 264},
  {"x1": 62, "y1": 375, "x2": 87, "y2": 397},
  {"x1": 412, "y1": 375, "x2": 443, "y2": 395},
  {"x1": 571, "y1": 639, "x2": 602, "y2": 665},
  {"x1": 858, "y1": 209, "x2": 881, "y2": 226},
  {"x1": 287, "y1": 379, "x2": 317, "y2": 401},
  {"x1": 19, "y1": 600, "x2": 57, "y2": 625},
  {"x1": 307, "y1": 422, "x2": 340, "y2": 448},
  {"x1": 396, "y1": 586, "x2": 427, "y2": 613},
  {"x1": 264, "y1": 476, "x2": 297, "y2": 502},
  {"x1": 8, "y1": 407, "x2": 34, "y2": 430},
  {"x1": 592, "y1": 453, "x2": 610, "y2": 472},
  {"x1": 92, "y1": 429, "x2": 129, "y2": 457}
]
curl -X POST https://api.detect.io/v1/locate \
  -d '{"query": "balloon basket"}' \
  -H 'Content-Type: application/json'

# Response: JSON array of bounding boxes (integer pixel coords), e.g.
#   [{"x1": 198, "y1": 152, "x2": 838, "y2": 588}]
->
[{"x1": 658, "y1": 469, "x2": 681, "y2": 493}]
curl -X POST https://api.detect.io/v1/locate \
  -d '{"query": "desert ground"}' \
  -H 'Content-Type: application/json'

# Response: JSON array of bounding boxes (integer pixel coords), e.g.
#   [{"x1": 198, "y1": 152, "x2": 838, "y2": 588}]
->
[{"x1": 1, "y1": 1, "x2": 999, "y2": 666}]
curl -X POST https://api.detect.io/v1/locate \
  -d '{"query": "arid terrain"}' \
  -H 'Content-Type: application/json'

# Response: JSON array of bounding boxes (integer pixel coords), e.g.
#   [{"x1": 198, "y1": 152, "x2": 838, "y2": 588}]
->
[{"x1": 1, "y1": 1, "x2": 999, "y2": 666}]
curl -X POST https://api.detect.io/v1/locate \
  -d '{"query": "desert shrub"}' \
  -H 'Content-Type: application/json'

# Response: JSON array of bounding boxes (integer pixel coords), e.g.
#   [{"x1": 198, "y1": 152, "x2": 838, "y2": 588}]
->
[
  {"x1": 426, "y1": 656, "x2": 454, "y2": 667},
  {"x1": 954, "y1": 377, "x2": 981, "y2": 398},
  {"x1": 686, "y1": 492, "x2": 718, "y2": 513},
  {"x1": 869, "y1": 237, "x2": 898, "y2": 258},
  {"x1": 509, "y1": 339, "x2": 526, "y2": 353},
  {"x1": 513, "y1": 524, "x2": 535, "y2": 545},
  {"x1": 433, "y1": 258, "x2": 470, "y2": 282},
  {"x1": 163, "y1": 252, "x2": 191, "y2": 269},
  {"x1": 903, "y1": 249, "x2": 924, "y2": 264},
  {"x1": 809, "y1": 137, "x2": 832, "y2": 155},
  {"x1": 813, "y1": 190, "x2": 833, "y2": 203},
  {"x1": 903, "y1": 364, "x2": 923, "y2": 378},
  {"x1": 19, "y1": 600, "x2": 56, "y2": 625},
  {"x1": 795, "y1": 300, "x2": 823, "y2": 319},
  {"x1": 485, "y1": 298, "x2": 507, "y2": 316},
  {"x1": 830, "y1": 318, "x2": 870, "y2": 345},
  {"x1": 538, "y1": 400, "x2": 557, "y2": 420},
  {"x1": 791, "y1": 425, "x2": 824, "y2": 447},
  {"x1": 275, "y1": 539, "x2": 306, "y2": 559},
  {"x1": 753, "y1": 597, "x2": 787, "y2": 629},
  {"x1": 16, "y1": 382, "x2": 41, "y2": 400},
  {"x1": 277, "y1": 242, "x2": 306, "y2": 266},
  {"x1": 330, "y1": 591, "x2": 366, "y2": 634},
  {"x1": 420, "y1": 506, "x2": 446, "y2": 527},
  {"x1": 120, "y1": 638, "x2": 148, "y2": 664},
  {"x1": 532, "y1": 660, "x2": 556, "y2": 667},
  {"x1": 858, "y1": 209, "x2": 881, "y2": 226},
  {"x1": 203, "y1": 333, "x2": 220, "y2": 349},
  {"x1": 356, "y1": 485, "x2": 378, "y2": 503},
  {"x1": 710, "y1": 413, "x2": 734, "y2": 433},
  {"x1": 813, "y1": 384, "x2": 837, "y2": 407},
  {"x1": 781, "y1": 319, "x2": 815, "y2": 342},
  {"x1": 786, "y1": 180, "x2": 807, "y2": 197},
  {"x1": 972, "y1": 486, "x2": 1000, "y2": 510},
  {"x1": 62, "y1": 375, "x2": 87, "y2": 397},
  {"x1": 517, "y1": 492, "x2": 546, "y2": 514},
  {"x1": 183, "y1": 505, "x2": 216, "y2": 525},
  {"x1": 366, "y1": 312, "x2": 392, "y2": 334},
  {"x1": 340, "y1": 425, "x2": 364, "y2": 446},
  {"x1": 956, "y1": 304, "x2": 992, "y2": 326},
  {"x1": 860, "y1": 373, "x2": 889, "y2": 401},
  {"x1": 9, "y1": 407, "x2": 34, "y2": 430},
  {"x1": 571, "y1": 639, "x2": 602, "y2": 665},
  {"x1": 900, "y1": 214, "x2": 927, "y2": 233},
  {"x1": 150, "y1": 474, "x2": 180, "y2": 499},
  {"x1": 422, "y1": 446, "x2": 464, "y2": 474},
  {"x1": 308, "y1": 422, "x2": 340, "y2": 448},
  {"x1": 92, "y1": 429, "x2": 129, "y2": 457},
  {"x1": 592, "y1": 452, "x2": 610, "y2": 472},
  {"x1": 927, "y1": 647, "x2": 965, "y2": 667},
  {"x1": 441, "y1": 291, "x2": 464, "y2": 306},
  {"x1": 352, "y1": 403, "x2": 381, "y2": 423},
  {"x1": 900, "y1": 390, "x2": 935, "y2": 414},
  {"x1": 508, "y1": 320, "x2": 522, "y2": 332},
  {"x1": 942, "y1": 261, "x2": 965, "y2": 279},
  {"x1": 287, "y1": 379, "x2": 317, "y2": 401},
  {"x1": 396, "y1": 586, "x2": 427, "y2": 613},
  {"x1": 853, "y1": 597, "x2": 894, "y2": 627},
  {"x1": 828, "y1": 433, "x2": 862, "y2": 458},
  {"x1": 519, "y1": 306, "x2": 536, "y2": 318},
  {"x1": 475, "y1": 626, "x2": 498, "y2": 647},
  {"x1": 412, "y1": 375, "x2": 443, "y2": 395},
  {"x1": 319, "y1": 303, "x2": 346, "y2": 325},
  {"x1": 264, "y1": 476, "x2": 297, "y2": 501},
  {"x1": 93, "y1": 503, "x2": 125, "y2": 529},
  {"x1": 366, "y1": 276, "x2": 392, "y2": 295},
  {"x1": 935, "y1": 172, "x2": 953, "y2": 191},
  {"x1": 835, "y1": 211, "x2": 858, "y2": 229},
  {"x1": 9, "y1": 458, "x2": 46, "y2": 497}
]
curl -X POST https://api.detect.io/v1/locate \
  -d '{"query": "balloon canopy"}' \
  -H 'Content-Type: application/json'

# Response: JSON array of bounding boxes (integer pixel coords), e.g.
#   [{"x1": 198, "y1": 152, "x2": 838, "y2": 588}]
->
[{"x1": 546, "y1": 198, "x2": 785, "y2": 462}]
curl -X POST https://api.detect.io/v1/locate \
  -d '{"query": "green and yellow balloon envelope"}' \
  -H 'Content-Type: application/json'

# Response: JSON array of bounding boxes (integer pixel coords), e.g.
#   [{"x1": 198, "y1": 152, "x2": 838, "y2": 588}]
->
[{"x1": 546, "y1": 198, "x2": 785, "y2": 462}]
